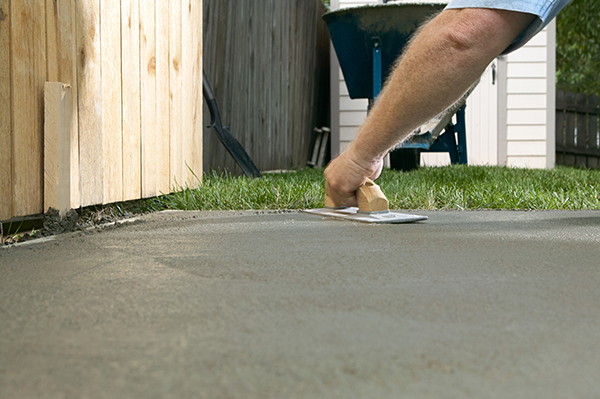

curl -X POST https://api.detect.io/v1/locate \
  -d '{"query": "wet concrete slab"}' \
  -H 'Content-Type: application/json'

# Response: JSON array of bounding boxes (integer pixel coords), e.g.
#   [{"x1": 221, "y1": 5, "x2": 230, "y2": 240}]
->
[{"x1": 1, "y1": 210, "x2": 600, "y2": 398}]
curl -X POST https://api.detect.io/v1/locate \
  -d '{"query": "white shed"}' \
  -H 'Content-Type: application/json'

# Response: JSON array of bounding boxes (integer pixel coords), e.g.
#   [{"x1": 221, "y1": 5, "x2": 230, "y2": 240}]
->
[{"x1": 328, "y1": 0, "x2": 556, "y2": 169}]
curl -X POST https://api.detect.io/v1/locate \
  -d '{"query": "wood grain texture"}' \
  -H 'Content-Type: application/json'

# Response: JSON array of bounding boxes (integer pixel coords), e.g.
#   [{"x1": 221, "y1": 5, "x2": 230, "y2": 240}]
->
[
  {"x1": 45, "y1": 0, "x2": 59, "y2": 81},
  {"x1": 155, "y1": 0, "x2": 171, "y2": 194},
  {"x1": 59, "y1": 0, "x2": 80, "y2": 208},
  {"x1": 121, "y1": 0, "x2": 142, "y2": 201},
  {"x1": 169, "y1": 0, "x2": 183, "y2": 187},
  {"x1": 190, "y1": 0, "x2": 203, "y2": 184},
  {"x1": 0, "y1": 0, "x2": 12, "y2": 219},
  {"x1": 3, "y1": 0, "x2": 204, "y2": 217},
  {"x1": 0, "y1": 0, "x2": 13, "y2": 220},
  {"x1": 202, "y1": 0, "x2": 328, "y2": 174},
  {"x1": 77, "y1": 0, "x2": 103, "y2": 206},
  {"x1": 44, "y1": 83, "x2": 72, "y2": 216},
  {"x1": 11, "y1": 0, "x2": 46, "y2": 216},
  {"x1": 181, "y1": 0, "x2": 194, "y2": 186},
  {"x1": 100, "y1": 0, "x2": 123, "y2": 203},
  {"x1": 140, "y1": 0, "x2": 157, "y2": 197}
]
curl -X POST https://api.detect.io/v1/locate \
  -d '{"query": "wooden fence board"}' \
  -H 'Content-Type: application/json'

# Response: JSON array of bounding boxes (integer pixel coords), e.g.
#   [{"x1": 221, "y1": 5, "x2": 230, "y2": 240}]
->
[
  {"x1": 555, "y1": 91, "x2": 565, "y2": 147},
  {"x1": 0, "y1": 0, "x2": 12, "y2": 219},
  {"x1": 181, "y1": 0, "x2": 195, "y2": 185},
  {"x1": 169, "y1": 0, "x2": 183, "y2": 187},
  {"x1": 575, "y1": 93, "x2": 588, "y2": 167},
  {"x1": 44, "y1": 82, "x2": 72, "y2": 216},
  {"x1": 46, "y1": 0, "x2": 59, "y2": 81},
  {"x1": 77, "y1": 0, "x2": 103, "y2": 206},
  {"x1": 191, "y1": 0, "x2": 203, "y2": 181},
  {"x1": 140, "y1": 0, "x2": 158, "y2": 197},
  {"x1": 587, "y1": 95, "x2": 600, "y2": 154},
  {"x1": 2, "y1": 0, "x2": 203, "y2": 220},
  {"x1": 202, "y1": 0, "x2": 328, "y2": 174},
  {"x1": 556, "y1": 91, "x2": 600, "y2": 169},
  {"x1": 59, "y1": 0, "x2": 80, "y2": 208},
  {"x1": 121, "y1": 0, "x2": 142, "y2": 201},
  {"x1": 11, "y1": 0, "x2": 45, "y2": 216},
  {"x1": 563, "y1": 91, "x2": 576, "y2": 166},
  {"x1": 555, "y1": 91, "x2": 565, "y2": 166},
  {"x1": 156, "y1": 0, "x2": 171, "y2": 194},
  {"x1": 101, "y1": 0, "x2": 123, "y2": 203}
]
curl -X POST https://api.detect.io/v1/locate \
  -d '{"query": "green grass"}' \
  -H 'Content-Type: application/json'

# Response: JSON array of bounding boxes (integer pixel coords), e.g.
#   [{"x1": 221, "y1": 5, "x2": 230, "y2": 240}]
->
[{"x1": 150, "y1": 165, "x2": 600, "y2": 211}]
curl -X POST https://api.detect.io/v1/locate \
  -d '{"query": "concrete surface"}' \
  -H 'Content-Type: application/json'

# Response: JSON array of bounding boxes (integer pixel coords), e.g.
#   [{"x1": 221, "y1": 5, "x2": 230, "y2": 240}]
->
[{"x1": 1, "y1": 209, "x2": 600, "y2": 399}]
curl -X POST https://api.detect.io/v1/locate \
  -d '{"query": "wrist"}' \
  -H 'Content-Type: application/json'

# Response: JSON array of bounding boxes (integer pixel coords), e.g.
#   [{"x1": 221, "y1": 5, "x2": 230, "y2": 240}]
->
[{"x1": 346, "y1": 145, "x2": 385, "y2": 175}]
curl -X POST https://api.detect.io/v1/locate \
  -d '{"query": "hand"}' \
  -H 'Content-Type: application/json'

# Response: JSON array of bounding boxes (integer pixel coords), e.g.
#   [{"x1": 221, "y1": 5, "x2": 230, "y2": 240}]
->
[{"x1": 324, "y1": 148, "x2": 383, "y2": 207}]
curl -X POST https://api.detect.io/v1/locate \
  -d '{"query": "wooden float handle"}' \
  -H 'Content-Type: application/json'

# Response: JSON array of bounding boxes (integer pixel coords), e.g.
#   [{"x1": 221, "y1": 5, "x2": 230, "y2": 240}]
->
[
  {"x1": 324, "y1": 178, "x2": 389, "y2": 212},
  {"x1": 356, "y1": 178, "x2": 389, "y2": 213}
]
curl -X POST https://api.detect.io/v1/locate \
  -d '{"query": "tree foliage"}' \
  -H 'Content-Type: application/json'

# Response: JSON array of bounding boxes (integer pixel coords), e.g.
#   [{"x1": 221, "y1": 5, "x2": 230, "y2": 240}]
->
[{"x1": 556, "y1": 0, "x2": 600, "y2": 96}]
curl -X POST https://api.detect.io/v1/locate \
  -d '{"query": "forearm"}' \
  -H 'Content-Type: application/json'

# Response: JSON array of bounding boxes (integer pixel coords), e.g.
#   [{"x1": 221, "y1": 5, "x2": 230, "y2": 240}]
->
[
  {"x1": 347, "y1": 8, "x2": 535, "y2": 164},
  {"x1": 324, "y1": 7, "x2": 535, "y2": 207}
]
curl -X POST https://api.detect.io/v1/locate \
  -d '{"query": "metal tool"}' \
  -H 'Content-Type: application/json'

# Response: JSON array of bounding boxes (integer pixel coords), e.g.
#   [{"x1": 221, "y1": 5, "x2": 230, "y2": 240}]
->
[
  {"x1": 203, "y1": 72, "x2": 262, "y2": 178},
  {"x1": 307, "y1": 127, "x2": 330, "y2": 168},
  {"x1": 303, "y1": 179, "x2": 427, "y2": 224}
]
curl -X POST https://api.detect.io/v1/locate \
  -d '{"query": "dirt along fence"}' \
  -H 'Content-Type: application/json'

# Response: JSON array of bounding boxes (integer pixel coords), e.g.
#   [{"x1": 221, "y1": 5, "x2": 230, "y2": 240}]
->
[
  {"x1": 203, "y1": 0, "x2": 330, "y2": 175},
  {"x1": 556, "y1": 91, "x2": 600, "y2": 169},
  {"x1": 0, "y1": 0, "x2": 203, "y2": 221}
]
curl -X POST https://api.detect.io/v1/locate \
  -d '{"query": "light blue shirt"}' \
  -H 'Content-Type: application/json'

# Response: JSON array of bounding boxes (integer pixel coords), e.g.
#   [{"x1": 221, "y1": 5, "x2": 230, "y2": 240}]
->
[{"x1": 445, "y1": 0, "x2": 573, "y2": 53}]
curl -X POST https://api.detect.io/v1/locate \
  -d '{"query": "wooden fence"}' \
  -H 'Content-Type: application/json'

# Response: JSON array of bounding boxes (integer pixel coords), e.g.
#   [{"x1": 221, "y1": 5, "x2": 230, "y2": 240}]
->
[
  {"x1": 0, "y1": 0, "x2": 203, "y2": 220},
  {"x1": 556, "y1": 90, "x2": 600, "y2": 168},
  {"x1": 203, "y1": 0, "x2": 330, "y2": 174}
]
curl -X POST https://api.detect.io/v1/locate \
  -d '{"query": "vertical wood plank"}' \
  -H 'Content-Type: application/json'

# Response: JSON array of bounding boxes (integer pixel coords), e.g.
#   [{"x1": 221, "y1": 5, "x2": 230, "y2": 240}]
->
[
  {"x1": 60, "y1": 0, "x2": 80, "y2": 208},
  {"x1": 169, "y1": 0, "x2": 183, "y2": 187},
  {"x1": 202, "y1": 0, "x2": 326, "y2": 173},
  {"x1": 77, "y1": 0, "x2": 104, "y2": 206},
  {"x1": 140, "y1": 0, "x2": 157, "y2": 197},
  {"x1": 181, "y1": 0, "x2": 194, "y2": 185},
  {"x1": 589, "y1": 95, "x2": 600, "y2": 169},
  {"x1": 563, "y1": 91, "x2": 576, "y2": 166},
  {"x1": 48, "y1": 0, "x2": 79, "y2": 86},
  {"x1": 588, "y1": 95, "x2": 599, "y2": 152},
  {"x1": 121, "y1": 0, "x2": 142, "y2": 201},
  {"x1": 575, "y1": 92, "x2": 588, "y2": 167},
  {"x1": 190, "y1": 0, "x2": 203, "y2": 182},
  {"x1": 100, "y1": 0, "x2": 123, "y2": 203},
  {"x1": 46, "y1": 0, "x2": 59, "y2": 82},
  {"x1": 44, "y1": 82, "x2": 72, "y2": 216},
  {"x1": 0, "y1": 0, "x2": 12, "y2": 219},
  {"x1": 11, "y1": 0, "x2": 46, "y2": 216},
  {"x1": 156, "y1": 0, "x2": 171, "y2": 193},
  {"x1": 555, "y1": 90, "x2": 565, "y2": 166}
]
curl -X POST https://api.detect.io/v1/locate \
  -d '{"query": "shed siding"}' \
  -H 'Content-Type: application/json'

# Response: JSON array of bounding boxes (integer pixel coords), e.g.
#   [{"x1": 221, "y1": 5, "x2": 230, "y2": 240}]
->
[
  {"x1": 422, "y1": 61, "x2": 498, "y2": 167},
  {"x1": 504, "y1": 21, "x2": 555, "y2": 169}
]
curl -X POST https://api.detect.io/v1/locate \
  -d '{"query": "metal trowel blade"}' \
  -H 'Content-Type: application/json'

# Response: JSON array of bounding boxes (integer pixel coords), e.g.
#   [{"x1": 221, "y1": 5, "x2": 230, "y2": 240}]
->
[{"x1": 302, "y1": 207, "x2": 427, "y2": 224}]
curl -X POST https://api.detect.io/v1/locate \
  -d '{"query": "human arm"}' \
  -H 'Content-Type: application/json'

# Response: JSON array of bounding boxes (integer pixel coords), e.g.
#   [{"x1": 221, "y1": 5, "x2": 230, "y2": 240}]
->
[{"x1": 324, "y1": 8, "x2": 536, "y2": 207}]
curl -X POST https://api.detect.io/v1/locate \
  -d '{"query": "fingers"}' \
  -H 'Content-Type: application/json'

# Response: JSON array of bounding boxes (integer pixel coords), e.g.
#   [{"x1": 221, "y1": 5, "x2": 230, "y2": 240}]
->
[
  {"x1": 325, "y1": 179, "x2": 358, "y2": 207},
  {"x1": 324, "y1": 151, "x2": 384, "y2": 207}
]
